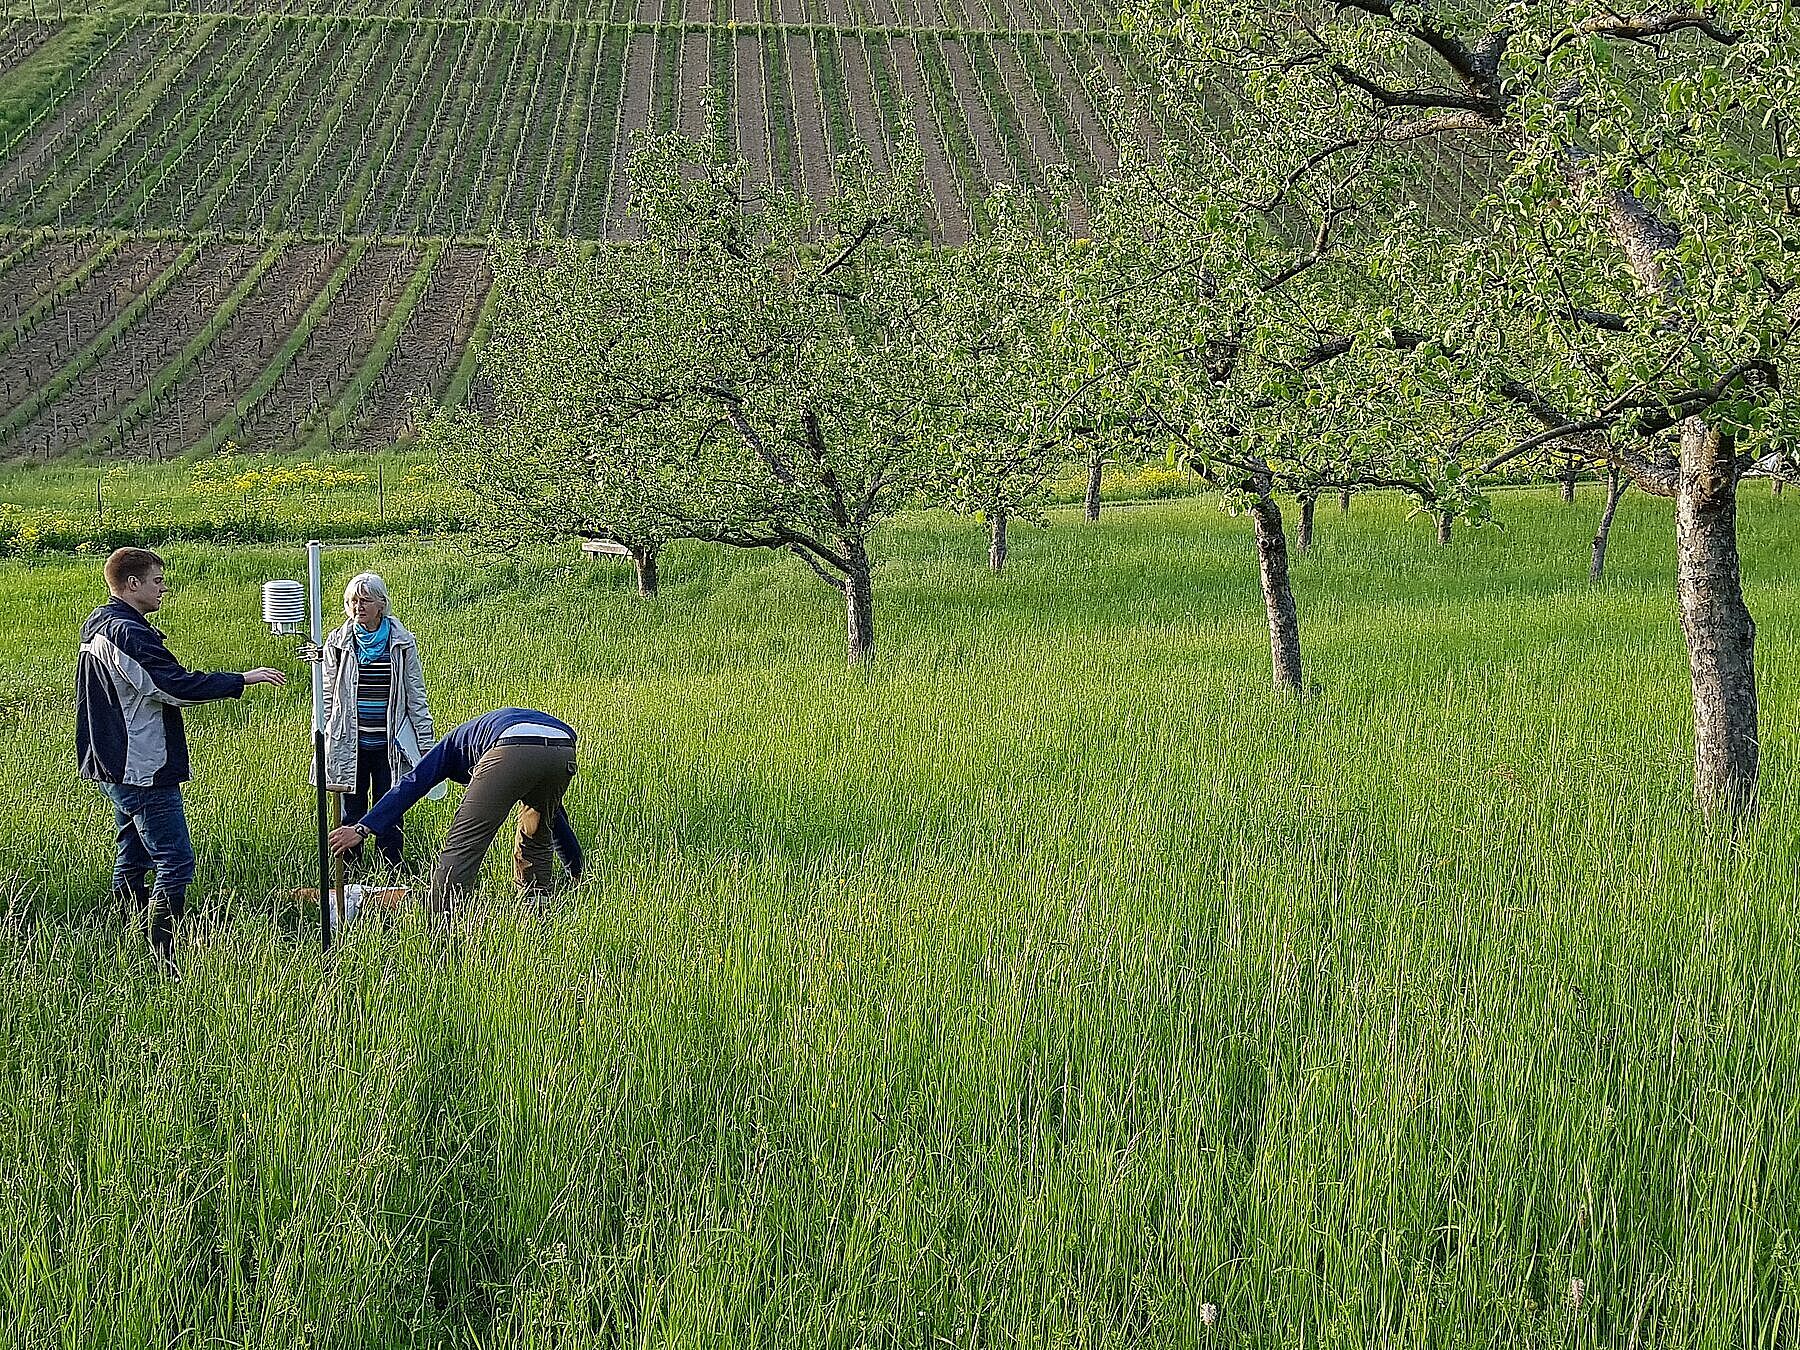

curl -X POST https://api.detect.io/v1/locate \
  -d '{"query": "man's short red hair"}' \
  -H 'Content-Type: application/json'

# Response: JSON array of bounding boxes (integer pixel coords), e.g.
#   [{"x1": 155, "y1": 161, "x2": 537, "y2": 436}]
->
[{"x1": 104, "y1": 547, "x2": 164, "y2": 594}]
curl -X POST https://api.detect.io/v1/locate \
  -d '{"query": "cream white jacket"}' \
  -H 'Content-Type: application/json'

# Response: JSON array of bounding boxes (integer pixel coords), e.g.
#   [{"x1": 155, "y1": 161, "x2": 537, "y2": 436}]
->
[{"x1": 316, "y1": 616, "x2": 434, "y2": 792}]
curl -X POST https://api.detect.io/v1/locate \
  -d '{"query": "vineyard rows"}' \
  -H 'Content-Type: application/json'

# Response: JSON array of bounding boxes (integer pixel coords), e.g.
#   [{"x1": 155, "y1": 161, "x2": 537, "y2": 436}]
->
[
  {"x1": 5, "y1": 0, "x2": 1119, "y2": 28},
  {"x1": 0, "y1": 233, "x2": 489, "y2": 459},
  {"x1": 0, "y1": 19, "x2": 58, "y2": 75},
  {"x1": 0, "y1": 9, "x2": 1161, "y2": 458},
  {"x1": 0, "y1": 15, "x2": 1160, "y2": 240}
]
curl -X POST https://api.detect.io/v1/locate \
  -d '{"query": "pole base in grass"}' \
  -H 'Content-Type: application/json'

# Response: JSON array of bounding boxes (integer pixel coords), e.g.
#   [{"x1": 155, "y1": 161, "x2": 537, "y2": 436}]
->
[{"x1": 294, "y1": 885, "x2": 413, "y2": 927}]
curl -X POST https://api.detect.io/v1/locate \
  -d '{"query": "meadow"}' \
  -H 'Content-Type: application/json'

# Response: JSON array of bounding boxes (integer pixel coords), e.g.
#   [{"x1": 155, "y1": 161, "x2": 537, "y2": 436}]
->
[
  {"x1": 0, "y1": 489, "x2": 1797, "y2": 1347},
  {"x1": 0, "y1": 448, "x2": 468, "y2": 551}
]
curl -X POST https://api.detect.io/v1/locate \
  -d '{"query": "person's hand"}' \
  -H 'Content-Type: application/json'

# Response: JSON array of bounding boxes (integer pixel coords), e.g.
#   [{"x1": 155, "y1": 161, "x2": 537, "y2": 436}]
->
[
  {"x1": 328, "y1": 825, "x2": 366, "y2": 856},
  {"x1": 243, "y1": 667, "x2": 288, "y2": 686}
]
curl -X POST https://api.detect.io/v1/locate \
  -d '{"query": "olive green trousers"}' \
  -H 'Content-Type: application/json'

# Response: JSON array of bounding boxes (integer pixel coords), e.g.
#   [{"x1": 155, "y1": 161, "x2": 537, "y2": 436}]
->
[{"x1": 429, "y1": 742, "x2": 577, "y2": 915}]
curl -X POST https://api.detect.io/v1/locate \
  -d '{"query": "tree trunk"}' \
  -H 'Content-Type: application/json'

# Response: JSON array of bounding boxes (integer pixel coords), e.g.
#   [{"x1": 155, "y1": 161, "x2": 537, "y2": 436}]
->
[
  {"x1": 1085, "y1": 454, "x2": 1104, "y2": 522},
  {"x1": 1339, "y1": 488, "x2": 1351, "y2": 514},
  {"x1": 1561, "y1": 457, "x2": 1577, "y2": 503},
  {"x1": 844, "y1": 544, "x2": 874, "y2": 666},
  {"x1": 1592, "y1": 181, "x2": 1759, "y2": 815},
  {"x1": 988, "y1": 508, "x2": 1008, "y2": 573},
  {"x1": 1296, "y1": 493, "x2": 1316, "y2": 553},
  {"x1": 1589, "y1": 465, "x2": 1626, "y2": 583},
  {"x1": 1435, "y1": 511, "x2": 1452, "y2": 545},
  {"x1": 631, "y1": 545, "x2": 659, "y2": 597},
  {"x1": 1247, "y1": 492, "x2": 1302, "y2": 692},
  {"x1": 1676, "y1": 419, "x2": 1758, "y2": 817}
]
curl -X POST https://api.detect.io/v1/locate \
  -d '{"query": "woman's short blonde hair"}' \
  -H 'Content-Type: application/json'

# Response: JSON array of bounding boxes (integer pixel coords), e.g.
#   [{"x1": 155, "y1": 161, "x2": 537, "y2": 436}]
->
[{"x1": 343, "y1": 572, "x2": 390, "y2": 621}]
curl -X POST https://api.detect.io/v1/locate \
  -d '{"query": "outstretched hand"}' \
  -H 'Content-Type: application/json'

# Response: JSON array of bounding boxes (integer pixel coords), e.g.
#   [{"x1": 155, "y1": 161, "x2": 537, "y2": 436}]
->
[
  {"x1": 328, "y1": 825, "x2": 364, "y2": 856},
  {"x1": 243, "y1": 667, "x2": 288, "y2": 686}
]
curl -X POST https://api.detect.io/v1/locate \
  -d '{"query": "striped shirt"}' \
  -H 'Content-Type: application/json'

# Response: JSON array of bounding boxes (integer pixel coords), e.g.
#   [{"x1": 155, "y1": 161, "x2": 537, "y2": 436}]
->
[{"x1": 356, "y1": 653, "x2": 391, "y2": 747}]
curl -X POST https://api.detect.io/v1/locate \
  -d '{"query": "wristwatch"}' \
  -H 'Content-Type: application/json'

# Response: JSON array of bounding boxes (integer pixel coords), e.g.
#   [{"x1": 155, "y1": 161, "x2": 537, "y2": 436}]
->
[{"x1": 354, "y1": 824, "x2": 372, "y2": 840}]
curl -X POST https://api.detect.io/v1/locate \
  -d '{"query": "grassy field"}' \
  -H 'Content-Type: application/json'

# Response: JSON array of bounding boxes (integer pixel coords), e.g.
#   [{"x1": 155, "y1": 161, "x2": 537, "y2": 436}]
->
[
  {"x1": 1, "y1": 489, "x2": 1797, "y2": 1346},
  {"x1": 0, "y1": 453, "x2": 1200, "y2": 554},
  {"x1": 0, "y1": 447, "x2": 468, "y2": 551}
]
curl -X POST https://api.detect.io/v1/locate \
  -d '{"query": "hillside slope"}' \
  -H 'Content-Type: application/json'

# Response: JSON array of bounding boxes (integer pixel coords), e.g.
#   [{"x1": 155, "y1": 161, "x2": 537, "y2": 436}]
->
[{"x1": 0, "y1": 8, "x2": 1155, "y2": 460}]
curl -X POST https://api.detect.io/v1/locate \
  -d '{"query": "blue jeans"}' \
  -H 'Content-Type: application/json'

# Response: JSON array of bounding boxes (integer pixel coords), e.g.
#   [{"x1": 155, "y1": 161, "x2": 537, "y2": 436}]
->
[{"x1": 99, "y1": 782, "x2": 193, "y2": 950}]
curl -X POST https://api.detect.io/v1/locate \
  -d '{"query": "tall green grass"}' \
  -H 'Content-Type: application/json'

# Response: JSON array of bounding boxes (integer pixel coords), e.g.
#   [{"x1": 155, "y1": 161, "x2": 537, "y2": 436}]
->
[{"x1": 0, "y1": 490, "x2": 1795, "y2": 1347}]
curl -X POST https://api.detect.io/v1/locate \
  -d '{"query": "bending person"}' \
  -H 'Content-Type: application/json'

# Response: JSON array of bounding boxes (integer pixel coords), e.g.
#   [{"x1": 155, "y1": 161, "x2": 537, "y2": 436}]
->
[
  {"x1": 77, "y1": 547, "x2": 288, "y2": 973},
  {"x1": 328, "y1": 707, "x2": 582, "y2": 917},
  {"x1": 319, "y1": 572, "x2": 434, "y2": 869}
]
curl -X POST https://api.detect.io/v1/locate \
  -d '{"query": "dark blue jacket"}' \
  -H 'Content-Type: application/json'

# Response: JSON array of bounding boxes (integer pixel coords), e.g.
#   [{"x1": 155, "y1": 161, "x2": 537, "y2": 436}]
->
[
  {"x1": 77, "y1": 599, "x2": 245, "y2": 787},
  {"x1": 360, "y1": 708, "x2": 583, "y2": 876}
]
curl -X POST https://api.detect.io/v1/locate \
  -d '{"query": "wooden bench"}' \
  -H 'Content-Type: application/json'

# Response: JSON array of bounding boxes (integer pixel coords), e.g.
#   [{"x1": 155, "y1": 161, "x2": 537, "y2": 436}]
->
[{"x1": 581, "y1": 538, "x2": 632, "y2": 559}]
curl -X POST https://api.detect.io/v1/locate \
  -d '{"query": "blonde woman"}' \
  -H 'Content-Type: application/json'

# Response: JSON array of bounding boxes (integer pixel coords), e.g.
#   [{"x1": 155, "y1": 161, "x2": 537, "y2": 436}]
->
[{"x1": 320, "y1": 572, "x2": 434, "y2": 868}]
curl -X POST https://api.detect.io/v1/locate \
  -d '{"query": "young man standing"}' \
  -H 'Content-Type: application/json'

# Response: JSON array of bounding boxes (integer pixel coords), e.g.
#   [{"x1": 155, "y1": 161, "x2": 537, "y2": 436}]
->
[
  {"x1": 328, "y1": 707, "x2": 582, "y2": 919},
  {"x1": 77, "y1": 547, "x2": 287, "y2": 973}
]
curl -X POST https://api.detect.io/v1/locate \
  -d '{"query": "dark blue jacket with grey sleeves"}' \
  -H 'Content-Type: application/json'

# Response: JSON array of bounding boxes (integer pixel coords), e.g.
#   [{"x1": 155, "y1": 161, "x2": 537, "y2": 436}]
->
[
  {"x1": 77, "y1": 599, "x2": 245, "y2": 787},
  {"x1": 359, "y1": 708, "x2": 583, "y2": 877}
]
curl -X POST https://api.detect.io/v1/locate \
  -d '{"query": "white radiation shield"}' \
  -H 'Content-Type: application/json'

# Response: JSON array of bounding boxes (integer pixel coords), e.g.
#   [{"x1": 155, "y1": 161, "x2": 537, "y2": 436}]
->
[{"x1": 261, "y1": 579, "x2": 305, "y2": 635}]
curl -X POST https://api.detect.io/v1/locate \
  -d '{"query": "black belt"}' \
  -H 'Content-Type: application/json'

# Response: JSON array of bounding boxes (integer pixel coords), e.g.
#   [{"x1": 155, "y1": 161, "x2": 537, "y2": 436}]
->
[{"x1": 495, "y1": 736, "x2": 575, "y2": 748}]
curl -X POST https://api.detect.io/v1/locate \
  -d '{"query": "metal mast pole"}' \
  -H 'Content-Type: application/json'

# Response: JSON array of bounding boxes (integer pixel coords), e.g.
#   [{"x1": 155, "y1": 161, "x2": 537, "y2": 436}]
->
[{"x1": 309, "y1": 540, "x2": 331, "y2": 953}]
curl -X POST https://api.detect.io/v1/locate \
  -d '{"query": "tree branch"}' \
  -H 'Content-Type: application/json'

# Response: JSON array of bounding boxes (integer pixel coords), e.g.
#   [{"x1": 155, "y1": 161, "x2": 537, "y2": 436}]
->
[
  {"x1": 786, "y1": 542, "x2": 848, "y2": 590},
  {"x1": 1495, "y1": 377, "x2": 1583, "y2": 434},
  {"x1": 1480, "y1": 413, "x2": 1618, "y2": 472},
  {"x1": 1295, "y1": 326, "x2": 1425, "y2": 370},
  {"x1": 1329, "y1": 62, "x2": 1501, "y2": 118},
  {"x1": 1479, "y1": 360, "x2": 1772, "y2": 486},
  {"x1": 701, "y1": 383, "x2": 799, "y2": 489},
  {"x1": 774, "y1": 526, "x2": 852, "y2": 575},
  {"x1": 1048, "y1": 357, "x2": 1135, "y2": 425},
  {"x1": 1331, "y1": 0, "x2": 1503, "y2": 99},
  {"x1": 1255, "y1": 135, "x2": 1366, "y2": 213},
  {"x1": 815, "y1": 217, "x2": 880, "y2": 283},
  {"x1": 1259, "y1": 205, "x2": 1352, "y2": 293},
  {"x1": 1579, "y1": 9, "x2": 1743, "y2": 45},
  {"x1": 801, "y1": 408, "x2": 852, "y2": 530},
  {"x1": 685, "y1": 519, "x2": 853, "y2": 576},
  {"x1": 1257, "y1": 109, "x2": 1502, "y2": 213},
  {"x1": 1559, "y1": 306, "x2": 1632, "y2": 332}
]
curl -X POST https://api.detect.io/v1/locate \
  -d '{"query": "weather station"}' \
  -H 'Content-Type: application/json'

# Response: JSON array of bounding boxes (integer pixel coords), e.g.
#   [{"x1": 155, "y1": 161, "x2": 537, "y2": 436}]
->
[{"x1": 261, "y1": 542, "x2": 338, "y2": 952}]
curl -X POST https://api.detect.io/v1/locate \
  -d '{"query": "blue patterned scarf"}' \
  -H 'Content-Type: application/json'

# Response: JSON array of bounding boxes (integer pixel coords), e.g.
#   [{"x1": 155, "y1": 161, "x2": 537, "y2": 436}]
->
[{"x1": 353, "y1": 615, "x2": 391, "y2": 665}]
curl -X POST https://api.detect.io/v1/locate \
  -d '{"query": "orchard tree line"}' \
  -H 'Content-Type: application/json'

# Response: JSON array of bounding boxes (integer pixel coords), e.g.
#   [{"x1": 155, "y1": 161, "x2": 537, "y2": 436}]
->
[{"x1": 427, "y1": 0, "x2": 1798, "y2": 820}]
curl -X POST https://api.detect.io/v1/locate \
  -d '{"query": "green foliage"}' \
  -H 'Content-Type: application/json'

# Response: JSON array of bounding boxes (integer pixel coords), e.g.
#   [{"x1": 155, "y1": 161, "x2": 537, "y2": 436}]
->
[
  {"x1": 424, "y1": 241, "x2": 700, "y2": 560},
  {"x1": 1056, "y1": 152, "x2": 1493, "y2": 518},
  {"x1": 1130, "y1": 0, "x2": 1799, "y2": 485},
  {"x1": 1485, "y1": 1, "x2": 1800, "y2": 463},
  {"x1": 435, "y1": 129, "x2": 947, "y2": 657},
  {"x1": 928, "y1": 184, "x2": 1094, "y2": 532}
]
